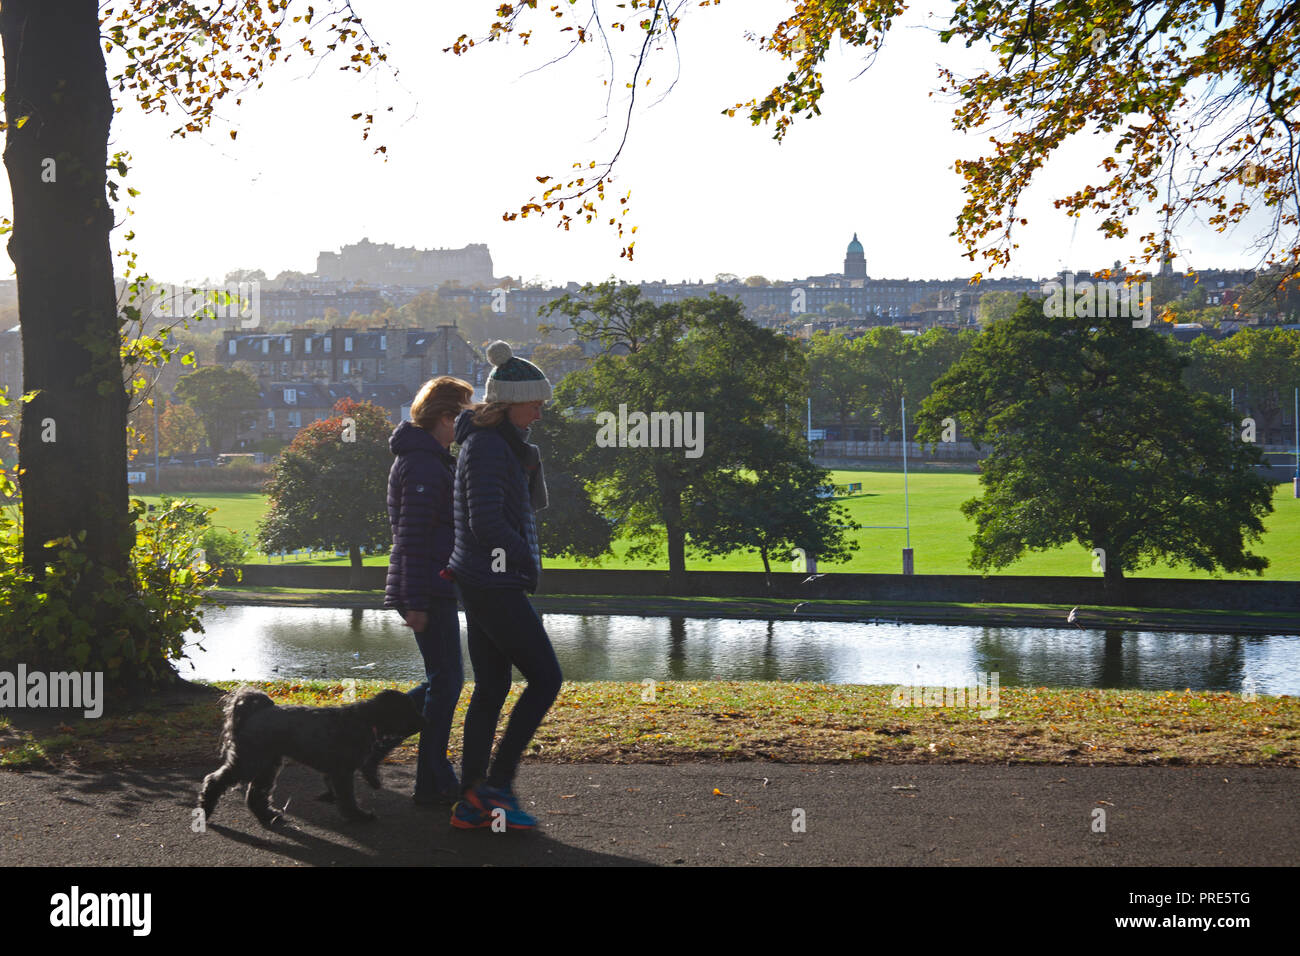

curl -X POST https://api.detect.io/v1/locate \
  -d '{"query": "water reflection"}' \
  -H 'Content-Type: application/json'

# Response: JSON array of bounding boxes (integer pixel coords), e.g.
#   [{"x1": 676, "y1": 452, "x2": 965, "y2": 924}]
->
[
  {"x1": 667, "y1": 616, "x2": 687, "y2": 681},
  {"x1": 181, "y1": 605, "x2": 1300, "y2": 695},
  {"x1": 966, "y1": 627, "x2": 1272, "y2": 692},
  {"x1": 1100, "y1": 629, "x2": 1124, "y2": 688}
]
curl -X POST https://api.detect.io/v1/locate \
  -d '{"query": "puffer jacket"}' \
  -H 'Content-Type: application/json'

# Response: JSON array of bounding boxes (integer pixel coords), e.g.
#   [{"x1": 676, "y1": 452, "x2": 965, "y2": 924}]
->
[
  {"x1": 383, "y1": 420, "x2": 456, "y2": 610},
  {"x1": 446, "y1": 408, "x2": 547, "y2": 592}
]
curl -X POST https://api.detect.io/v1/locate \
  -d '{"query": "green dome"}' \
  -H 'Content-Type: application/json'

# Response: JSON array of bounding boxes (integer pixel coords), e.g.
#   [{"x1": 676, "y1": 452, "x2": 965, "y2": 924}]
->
[{"x1": 846, "y1": 233, "x2": 864, "y2": 255}]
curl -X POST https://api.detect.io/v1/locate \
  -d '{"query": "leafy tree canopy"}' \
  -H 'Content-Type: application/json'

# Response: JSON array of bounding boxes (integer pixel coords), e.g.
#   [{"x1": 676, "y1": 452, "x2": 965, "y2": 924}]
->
[
  {"x1": 543, "y1": 282, "x2": 815, "y2": 589},
  {"x1": 527, "y1": 410, "x2": 616, "y2": 563},
  {"x1": 807, "y1": 330, "x2": 867, "y2": 434},
  {"x1": 158, "y1": 401, "x2": 206, "y2": 457},
  {"x1": 257, "y1": 397, "x2": 392, "y2": 586},
  {"x1": 173, "y1": 365, "x2": 260, "y2": 455},
  {"x1": 689, "y1": 450, "x2": 861, "y2": 582},
  {"x1": 916, "y1": 297, "x2": 1274, "y2": 584},
  {"x1": 856, "y1": 326, "x2": 977, "y2": 439},
  {"x1": 1181, "y1": 326, "x2": 1300, "y2": 421}
]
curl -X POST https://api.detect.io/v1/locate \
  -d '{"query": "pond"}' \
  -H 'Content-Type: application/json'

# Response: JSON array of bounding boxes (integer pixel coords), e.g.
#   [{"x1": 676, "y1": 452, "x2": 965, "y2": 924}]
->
[{"x1": 181, "y1": 605, "x2": 1299, "y2": 695}]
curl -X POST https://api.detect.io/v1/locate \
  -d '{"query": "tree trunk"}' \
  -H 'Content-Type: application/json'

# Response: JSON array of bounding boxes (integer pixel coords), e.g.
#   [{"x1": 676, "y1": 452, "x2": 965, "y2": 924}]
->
[
  {"x1": 654, "y1": 460, "x2": 687, "y2": 595},
  {"x1": 2, "y1": 3, "x2": 130, "y2": 588},
  {"x1": 760, "y1": 547, "x2": 772, "y2": 589},
  {"x1": 348, "y1": 543, "x2": 364, "y2": 589},
  {"x1": 1100, "y1": 539, "x2": 1126, "y2": 602}
]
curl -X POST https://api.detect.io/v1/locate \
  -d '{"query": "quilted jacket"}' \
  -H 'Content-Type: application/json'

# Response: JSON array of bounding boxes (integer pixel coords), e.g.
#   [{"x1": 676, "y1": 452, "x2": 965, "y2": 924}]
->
[
  {"x1": 383, "y1": 420, "x2": 456, "y2": 610},
  {"x1": 445, "y1": 408, "x2": 547, "y2": 592}
]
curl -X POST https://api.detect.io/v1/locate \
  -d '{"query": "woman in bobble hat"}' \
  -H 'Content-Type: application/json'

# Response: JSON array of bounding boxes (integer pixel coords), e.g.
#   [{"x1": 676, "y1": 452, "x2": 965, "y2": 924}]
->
[{"x1": 443, "y1": 339, "x2": 560, "y2": 830}]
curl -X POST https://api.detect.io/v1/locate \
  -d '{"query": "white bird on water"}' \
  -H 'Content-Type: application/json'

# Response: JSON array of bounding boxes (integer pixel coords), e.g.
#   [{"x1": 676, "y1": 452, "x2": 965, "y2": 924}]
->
[
  {"x1": 352, "y1": 662, "x2": 377, "y2": 670},
  {"x1": 1067, "y1": 607, "x2": 1082, "y2": 628}
]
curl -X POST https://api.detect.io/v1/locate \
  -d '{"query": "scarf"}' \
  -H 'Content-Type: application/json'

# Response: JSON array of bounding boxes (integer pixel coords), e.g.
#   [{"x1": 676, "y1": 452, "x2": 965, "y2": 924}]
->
[{"x1": 496, "y1": 419, "x2": 549, "y2": 512}]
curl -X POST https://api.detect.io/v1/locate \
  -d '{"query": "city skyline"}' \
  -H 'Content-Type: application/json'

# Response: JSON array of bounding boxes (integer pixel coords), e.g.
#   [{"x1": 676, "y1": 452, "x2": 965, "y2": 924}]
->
[
  {"x1": 0, "y1": 1, "x2": 1276, "y2": 290},
  {"x1": 150, "y1": 232, "x2": 1260, "y2": 290}
]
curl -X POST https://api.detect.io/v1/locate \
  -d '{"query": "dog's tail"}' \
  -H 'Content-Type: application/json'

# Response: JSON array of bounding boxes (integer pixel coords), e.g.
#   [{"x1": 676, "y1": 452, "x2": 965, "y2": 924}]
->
[{"x1": 219, "y1": 685, "x2": 275, "y2": 761}]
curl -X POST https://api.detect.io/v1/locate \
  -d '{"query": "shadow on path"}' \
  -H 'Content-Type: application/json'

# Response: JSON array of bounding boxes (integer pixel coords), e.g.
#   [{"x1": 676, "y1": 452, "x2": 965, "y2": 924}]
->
[{"x1": 13, "y1": 761, "x2": 648, "y2": 867}]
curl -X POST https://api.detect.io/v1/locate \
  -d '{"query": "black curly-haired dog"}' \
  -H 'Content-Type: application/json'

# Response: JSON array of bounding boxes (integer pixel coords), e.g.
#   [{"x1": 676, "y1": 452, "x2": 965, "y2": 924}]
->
[{"x1": 198, "y1": 686, "x2": 424, "y2": 829}]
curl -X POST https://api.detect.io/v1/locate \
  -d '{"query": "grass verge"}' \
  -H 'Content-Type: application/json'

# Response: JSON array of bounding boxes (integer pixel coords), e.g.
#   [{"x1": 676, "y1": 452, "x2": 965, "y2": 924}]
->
[
  {"x1": 141, "y1": 474, "x2": 1300, "y2": 578},
  {"x1": 1, "y1": 679, "x2": 1295, "y2": 770}
]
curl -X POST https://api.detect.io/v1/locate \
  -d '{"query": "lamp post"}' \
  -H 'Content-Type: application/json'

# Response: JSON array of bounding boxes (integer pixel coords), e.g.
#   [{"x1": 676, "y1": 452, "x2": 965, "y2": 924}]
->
[{"x1": 901, "y1": 394, "x2": 913, "y2": 575}]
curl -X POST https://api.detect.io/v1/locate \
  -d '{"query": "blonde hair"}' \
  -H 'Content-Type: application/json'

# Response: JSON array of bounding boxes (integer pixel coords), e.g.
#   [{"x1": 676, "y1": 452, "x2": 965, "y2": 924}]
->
[
  {"x1": 410, "y1": 376, "x2": 474, "y2": 430},
  {"x1": 469, "y1": 401, "x2": 511, "y2": 427}
]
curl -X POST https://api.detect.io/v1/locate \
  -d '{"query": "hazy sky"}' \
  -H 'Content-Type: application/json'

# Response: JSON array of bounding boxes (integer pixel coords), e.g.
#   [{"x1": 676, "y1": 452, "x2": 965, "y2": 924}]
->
[{"x1": 6, "y1": 1, "x2": 1271, "y2": 287}]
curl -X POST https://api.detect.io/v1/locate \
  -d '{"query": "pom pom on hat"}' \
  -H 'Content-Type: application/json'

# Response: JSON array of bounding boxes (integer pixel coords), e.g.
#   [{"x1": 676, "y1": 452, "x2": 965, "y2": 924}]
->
[{"x1": 482, "y1": 339, "x2": 553, "y2": 404}]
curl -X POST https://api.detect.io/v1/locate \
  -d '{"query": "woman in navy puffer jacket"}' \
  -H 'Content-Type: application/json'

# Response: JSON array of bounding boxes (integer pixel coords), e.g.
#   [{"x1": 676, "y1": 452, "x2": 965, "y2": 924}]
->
[
  {"x1": 445, "y1": 341, "x2": 560, "y2": 831},
  {"x1": 371, "y1": 375, "x2": 473, "y2": 806}
]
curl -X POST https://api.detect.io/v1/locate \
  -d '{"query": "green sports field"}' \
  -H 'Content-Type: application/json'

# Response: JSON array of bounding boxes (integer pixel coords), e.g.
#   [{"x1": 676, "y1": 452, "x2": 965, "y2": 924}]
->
[{"x1": 137, "y1": 469, "x2": 1300, "y2": 580}]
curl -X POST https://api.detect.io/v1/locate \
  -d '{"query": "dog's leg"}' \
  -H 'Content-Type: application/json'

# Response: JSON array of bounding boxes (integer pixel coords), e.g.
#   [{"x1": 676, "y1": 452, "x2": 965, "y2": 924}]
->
[
  {"x1": 360, "y1": 742, "x2": 385, "y2": 791},
  {"x1": 328, "y1": 771, "x2": 376, "y2": 823},
  {"x1": 199, "y1": 762, "x2": 239, "y2": 820},
  {"x1": 246, "y1": 759, "x2": 285, "y2": 829},
  {"x1": 361, "y1": 734, "x2": 406, "y2": 790},
  {"x1": 317, "y1": 774, "x2": 336, "y2": 803}
]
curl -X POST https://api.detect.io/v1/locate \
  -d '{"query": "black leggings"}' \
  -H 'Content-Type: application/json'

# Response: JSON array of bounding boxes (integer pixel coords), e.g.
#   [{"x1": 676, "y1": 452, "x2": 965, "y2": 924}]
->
[{"x1": 456, "y1": 581, "x2": 562, "y2": 791}]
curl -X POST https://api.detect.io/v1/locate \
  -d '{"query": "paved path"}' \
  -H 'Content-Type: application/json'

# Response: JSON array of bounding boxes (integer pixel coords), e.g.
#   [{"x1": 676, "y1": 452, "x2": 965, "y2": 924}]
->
[{"x1": 1, "y1": 762, "x2": 1295, "y2": 866}]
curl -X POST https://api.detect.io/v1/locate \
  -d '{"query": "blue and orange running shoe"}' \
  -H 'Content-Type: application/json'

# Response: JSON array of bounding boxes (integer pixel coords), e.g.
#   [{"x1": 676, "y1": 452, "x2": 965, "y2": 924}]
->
[
  {"x1": 450, "y1": 797, "x2": 492, "y2": 829},
  {"x1": 464, "y1": 783, "x2": 538, "y2": 830}
]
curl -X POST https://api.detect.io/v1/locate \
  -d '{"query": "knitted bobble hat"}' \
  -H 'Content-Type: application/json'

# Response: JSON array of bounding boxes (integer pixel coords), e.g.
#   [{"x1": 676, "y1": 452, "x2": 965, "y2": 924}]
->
[{"x1": 484, "y1": 340, "x2": 553, "y2": 404}]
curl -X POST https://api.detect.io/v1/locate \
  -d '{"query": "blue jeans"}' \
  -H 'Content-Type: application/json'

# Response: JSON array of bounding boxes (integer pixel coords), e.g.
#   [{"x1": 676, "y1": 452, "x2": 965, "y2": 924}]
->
[
  {"x1": 456, "y1": 581, "x2": 562, "y2": 792},
  {"x1": 403, "y1": 597, "x2": 463, "y2": 799}
]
